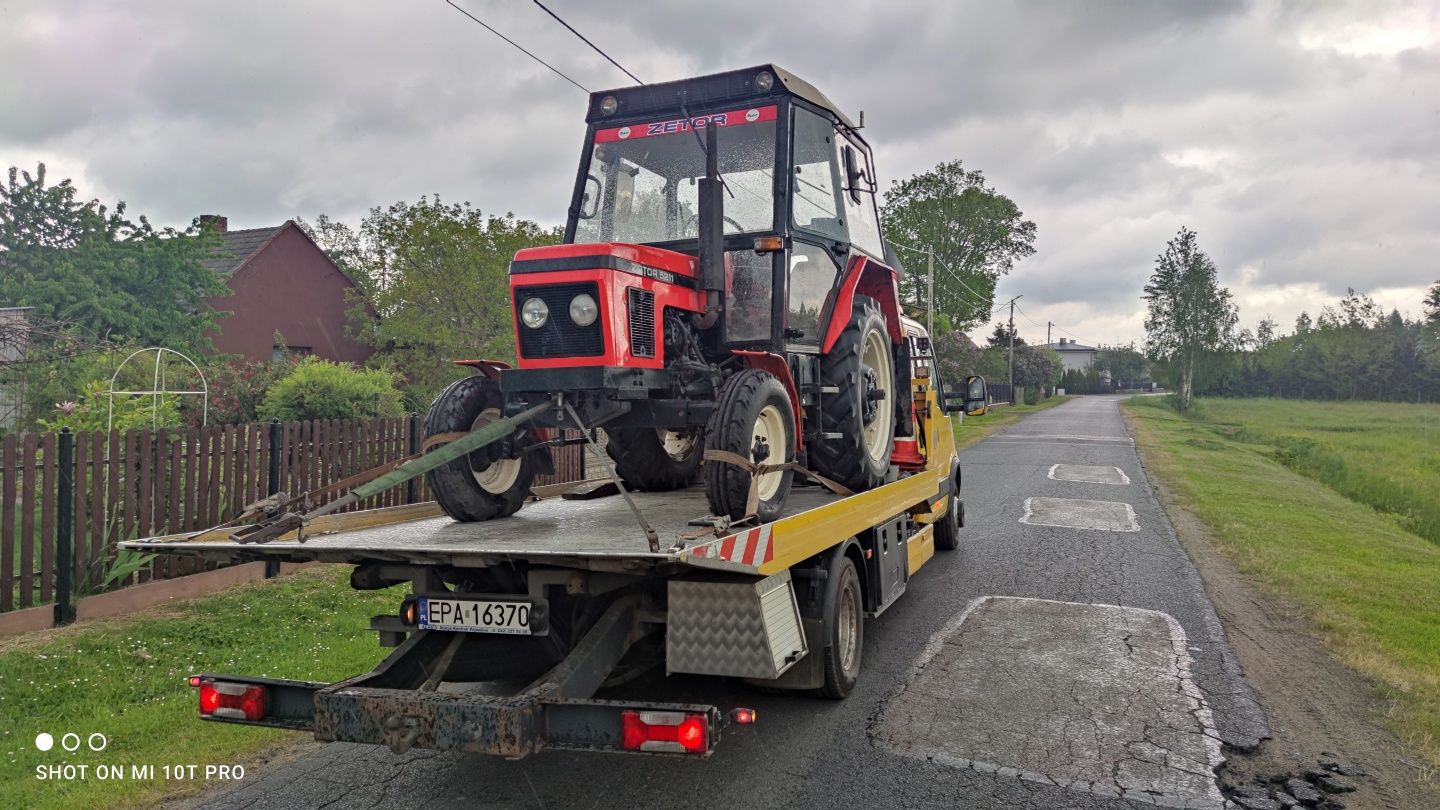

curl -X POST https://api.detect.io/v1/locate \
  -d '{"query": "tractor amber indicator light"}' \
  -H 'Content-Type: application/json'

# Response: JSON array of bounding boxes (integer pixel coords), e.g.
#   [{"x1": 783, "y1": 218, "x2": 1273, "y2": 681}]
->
[
  {"x1": 620, "y1": 710, "x2": 709, "y2": 754},
  {"x1": 753, "y1": 236, "x2": 783, "y2": 254}
]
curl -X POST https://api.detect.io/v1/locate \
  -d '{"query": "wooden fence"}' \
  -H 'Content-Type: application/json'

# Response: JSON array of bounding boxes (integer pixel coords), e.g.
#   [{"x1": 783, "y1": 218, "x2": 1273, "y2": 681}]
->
[{"x1": 0, "y1": 416, "x2": 584, "y2": 615}]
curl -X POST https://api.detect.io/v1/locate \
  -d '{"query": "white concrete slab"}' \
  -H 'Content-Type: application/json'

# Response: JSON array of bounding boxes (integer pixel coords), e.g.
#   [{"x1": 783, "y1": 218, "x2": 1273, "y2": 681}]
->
[
  {"x1": 1048, "y1": 463, "x2": 1131, "y2": 485},
  {"x1": 875, "y1": 596, "x2": 1226, "y2": 809},
  {"x1": 1021, "y1": 496, "x2": 1140, "y2": 531}
]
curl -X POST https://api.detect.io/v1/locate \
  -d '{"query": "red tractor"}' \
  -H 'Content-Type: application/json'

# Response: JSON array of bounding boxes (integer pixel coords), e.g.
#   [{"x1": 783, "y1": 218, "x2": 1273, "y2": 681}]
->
[{"x1": 426, "y1": 65, "x2": 938, "y2": 524}]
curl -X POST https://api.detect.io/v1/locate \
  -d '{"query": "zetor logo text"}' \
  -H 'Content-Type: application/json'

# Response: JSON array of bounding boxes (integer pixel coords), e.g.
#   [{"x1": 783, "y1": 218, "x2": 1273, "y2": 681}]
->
[{"x1": 604, "y1": 106, "x2": 773, "y2": 143}]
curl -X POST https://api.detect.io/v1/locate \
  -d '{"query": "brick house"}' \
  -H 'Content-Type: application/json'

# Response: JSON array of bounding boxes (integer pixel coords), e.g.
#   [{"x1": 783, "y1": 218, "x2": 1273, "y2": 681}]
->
[{"x1": 201, "y1": 216, "x2": 372, "y2": 364}]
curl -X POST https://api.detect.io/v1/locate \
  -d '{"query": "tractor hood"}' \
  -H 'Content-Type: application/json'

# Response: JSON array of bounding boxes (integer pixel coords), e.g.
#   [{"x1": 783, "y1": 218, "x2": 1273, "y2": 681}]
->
[{"x1": 510, "y1": 243, "x2": 699, "y2": 286}]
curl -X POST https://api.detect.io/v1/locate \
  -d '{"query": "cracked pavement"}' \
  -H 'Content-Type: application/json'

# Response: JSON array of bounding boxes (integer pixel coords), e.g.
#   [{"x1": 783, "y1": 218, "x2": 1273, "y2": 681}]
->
[{"x1": 186, "y1": 396, "x2": 1267, "y2": 810}]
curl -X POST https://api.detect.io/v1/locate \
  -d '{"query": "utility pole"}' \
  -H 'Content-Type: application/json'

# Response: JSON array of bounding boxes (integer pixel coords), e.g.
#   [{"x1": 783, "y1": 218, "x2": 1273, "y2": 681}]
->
[
  {"x1": 1047, "y1": 321, "x2": 1052, "y2": 348},
  {"x1": 926, "y1": 251, "x2": 934, "y2": 338},
  {"x1": 1007, "y1": 295, "x2": 1022, "y2": 404}
]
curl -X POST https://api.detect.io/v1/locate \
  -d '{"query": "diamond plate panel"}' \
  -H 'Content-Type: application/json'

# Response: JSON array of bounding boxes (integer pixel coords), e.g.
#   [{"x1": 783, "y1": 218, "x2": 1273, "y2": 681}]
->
[{"x1": 666, "y1": 570, "x2": 806, "y2": 679}]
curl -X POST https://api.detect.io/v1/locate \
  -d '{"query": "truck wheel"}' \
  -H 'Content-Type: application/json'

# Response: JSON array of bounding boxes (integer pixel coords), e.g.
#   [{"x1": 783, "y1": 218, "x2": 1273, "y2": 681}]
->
[
  {"x1": 819, "y1": 556, "x2": 863, "y2": 699},
  {"x1": 703, "y1": 369, "x2": 796, "y2": 522},
  {"x1": 934, "y1": 462, "x2": 962, "y2": 551},
  {"x1": 813, "y1": 295, "x2": 895, "y2": 492},
  {"x1": 424, "y1": 375, "x2": 539, "y2": 522},
  {"x1": 605, "y1": 428, "x2": 702, "y2": 491}
]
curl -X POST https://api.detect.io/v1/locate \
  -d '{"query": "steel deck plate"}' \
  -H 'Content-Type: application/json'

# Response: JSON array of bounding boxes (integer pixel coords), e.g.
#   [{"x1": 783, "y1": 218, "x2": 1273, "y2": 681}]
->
[{"x1": 126, "y1": 486, "x2": 843, "y2": 568}]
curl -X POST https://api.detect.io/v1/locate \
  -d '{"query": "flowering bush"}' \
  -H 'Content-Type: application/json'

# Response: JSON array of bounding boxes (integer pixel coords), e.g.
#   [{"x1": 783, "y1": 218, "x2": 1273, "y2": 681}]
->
[{"x1": 38, "y1": 379, "x2": 181, "y2": 433}]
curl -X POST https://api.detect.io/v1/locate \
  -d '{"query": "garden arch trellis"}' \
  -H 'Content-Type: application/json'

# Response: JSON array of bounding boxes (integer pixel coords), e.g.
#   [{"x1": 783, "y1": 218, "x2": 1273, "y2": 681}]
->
[{"x1": 106, "y1": 347, "x2": 208, "y2": 431}]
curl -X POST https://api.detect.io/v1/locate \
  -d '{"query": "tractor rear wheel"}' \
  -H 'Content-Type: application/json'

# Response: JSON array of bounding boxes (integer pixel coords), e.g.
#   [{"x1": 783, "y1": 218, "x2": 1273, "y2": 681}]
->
[
  {"x1": 424, "y1": 375, "x2": 540, "y2": 522},
  {"x1": 812, "y1": 295, "x2": 896, "y2": 492},
  {"x1": 703, "y1": 369, "x2": 796, "y2": 522},
  {"x1": 605, "y1": 427, "x2": 702, "y2": 491}
]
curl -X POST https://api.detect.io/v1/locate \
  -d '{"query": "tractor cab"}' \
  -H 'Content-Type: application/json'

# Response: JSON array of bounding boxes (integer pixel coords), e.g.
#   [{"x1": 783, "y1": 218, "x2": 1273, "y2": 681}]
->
[
  {"x1": 434, "y1": 66, "x2": 923, "y2": 528},
  {"x1": 560, "y1": 65, "x2": 892, "y2": 355}
]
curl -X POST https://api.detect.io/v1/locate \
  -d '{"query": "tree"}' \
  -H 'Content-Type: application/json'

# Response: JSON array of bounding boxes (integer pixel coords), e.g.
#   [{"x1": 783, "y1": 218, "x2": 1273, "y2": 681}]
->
[
  {"x1": 0, "y1": 163, "x2": 227, "y2": 350},
  {"x1": 881, "y1": 160, "x2": 1036, "y2": 330},
  {"x1": 1095, "y1": 343, "x2": 1147, "y2": 387},
  {"x1": 985, "y1": 321, "x2": 1025, "y2": 350},
  {"x1": 300, "y1": 197, "x2": 560, "y2": 407},
  {"x1": 1012, "y1": 345, "x2": 1061, "y2": 397},
  {"x1": 1142, "y1": 227, "x2": 1237, "y2": 410}
]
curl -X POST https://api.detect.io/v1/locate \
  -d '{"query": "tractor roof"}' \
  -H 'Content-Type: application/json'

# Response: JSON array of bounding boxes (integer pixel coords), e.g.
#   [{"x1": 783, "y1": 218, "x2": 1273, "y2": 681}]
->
[{"x1": 586, "y1": 64, "x2": 859, "y2": 131}]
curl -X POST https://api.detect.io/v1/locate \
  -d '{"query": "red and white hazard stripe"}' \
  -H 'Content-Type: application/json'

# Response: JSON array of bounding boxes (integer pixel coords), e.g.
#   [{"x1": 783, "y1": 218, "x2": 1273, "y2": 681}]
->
[{"x1": 690, "y1": 525, "x2": 774, "y2": 567}]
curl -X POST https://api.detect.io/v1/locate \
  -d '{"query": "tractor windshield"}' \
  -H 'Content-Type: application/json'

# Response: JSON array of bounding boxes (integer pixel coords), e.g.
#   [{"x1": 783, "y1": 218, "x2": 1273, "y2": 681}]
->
[{"x1": 574, "y1": 105, "x2": 778, "y2": 245}]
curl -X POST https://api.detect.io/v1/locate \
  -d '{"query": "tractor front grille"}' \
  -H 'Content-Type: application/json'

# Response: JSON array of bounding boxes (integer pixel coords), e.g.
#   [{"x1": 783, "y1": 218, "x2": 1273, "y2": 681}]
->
[
  {"x1": 628, "y1": 287, "x2": 656, "y2": 358},
  {"x1": 515, "y1": 283, "x2": 604, "y2": 359}
]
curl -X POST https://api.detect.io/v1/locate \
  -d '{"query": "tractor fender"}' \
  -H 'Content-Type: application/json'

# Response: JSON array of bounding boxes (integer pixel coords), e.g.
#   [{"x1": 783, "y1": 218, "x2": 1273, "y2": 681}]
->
[
  {"x1": 730, "y1": 349, "x2": 804, "y2": 451},
  {"x1": 821, "y1": 255, "x2": 905, "y2": 353}
]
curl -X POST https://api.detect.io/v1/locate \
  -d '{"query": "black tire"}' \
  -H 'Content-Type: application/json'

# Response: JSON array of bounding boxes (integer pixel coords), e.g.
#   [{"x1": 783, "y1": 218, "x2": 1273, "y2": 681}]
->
[
  {"x1": 819, "y1": 556, "x2": 863, "y2": 699},
  {"x1": 703, "y1": 369, "x2": 796, "y2": 522},
  {"x1": 934, "y1": 462, "x2": 963, "y2": 551},
  {"x1": 812, "y1": 295, "x2": 896, "y2": 492},
  {"x1": 605, "y1": 428, "x2": 702, "y2": 492},
  {"x1": 424, "y1": 375, "x2": 540, "y2": 522}
]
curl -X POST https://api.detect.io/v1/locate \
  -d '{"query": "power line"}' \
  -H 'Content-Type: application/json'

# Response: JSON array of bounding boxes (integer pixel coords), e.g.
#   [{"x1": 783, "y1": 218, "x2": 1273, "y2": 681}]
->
[
  {"x1": 444, "y1": 0, "x2": 589, "y2": 94},
  {"x1": 887, "y1": 239, "x2": 995, "y2": 309},
  {"x1": 1014, "y1": 302, "x2": 1086, "y2": 346},
  {"x1": 531, "y1": 0, "x2": 644, "y2": 85}
]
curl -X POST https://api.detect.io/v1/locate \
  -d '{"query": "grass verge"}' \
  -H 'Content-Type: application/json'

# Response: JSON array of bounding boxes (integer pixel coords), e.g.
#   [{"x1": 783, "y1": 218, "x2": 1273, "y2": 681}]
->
[
  {"x1": 953, "y1": 395, "x2": 1072, "y2": 449},
  {"x1": 0, "y1": 566, "x2": 398, "y2": 810},
  {"x1": 1124, "y1": 396, "x2": 1440, "y2": 771}
]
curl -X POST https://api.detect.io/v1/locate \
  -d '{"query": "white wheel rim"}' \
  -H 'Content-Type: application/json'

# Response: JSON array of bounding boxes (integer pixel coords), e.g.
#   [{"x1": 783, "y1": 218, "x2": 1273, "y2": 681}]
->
[
  {"x1": 861, "y1": 327, "x2": 894, "y2": 464},
  {"x1": 658, "y1": 428, "x2": 698, "y2": 462},
  {"x1": 752, "y1": 404, "x2": 786, "y2": 502},
  {"x1": 470, "y1": 408, "x2": 522, "y2": 495}
]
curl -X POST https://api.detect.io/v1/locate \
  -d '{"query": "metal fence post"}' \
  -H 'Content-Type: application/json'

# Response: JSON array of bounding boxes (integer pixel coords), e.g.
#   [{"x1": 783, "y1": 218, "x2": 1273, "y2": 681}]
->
[
  {"x1": 264, "y1": 419, "x2": 282, "y2": 578},
  {"x1": 406, "y1": 413, "x2": 421, "y2": 504},
  {"x1": 55, "y1": 428, "x2": 75, "y2": 626}
]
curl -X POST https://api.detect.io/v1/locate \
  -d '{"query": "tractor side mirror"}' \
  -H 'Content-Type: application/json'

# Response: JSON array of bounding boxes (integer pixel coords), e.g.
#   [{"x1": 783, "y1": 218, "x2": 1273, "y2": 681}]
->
[
  {"x1": 842, "y1": 145, "x2": 864, "y2": 204},
  {"x1": 964, "y1": 375, "x2": 988, "y2": 416},
  {"x1": 579, "y1": 174, "x2": 601, "y2": 220}
]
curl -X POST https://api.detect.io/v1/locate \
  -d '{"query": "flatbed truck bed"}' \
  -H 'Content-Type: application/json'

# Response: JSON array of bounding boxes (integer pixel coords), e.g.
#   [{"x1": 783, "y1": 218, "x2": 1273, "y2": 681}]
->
[{"x1": 124, "y1": 381, "x2": 970, "y2": 760}]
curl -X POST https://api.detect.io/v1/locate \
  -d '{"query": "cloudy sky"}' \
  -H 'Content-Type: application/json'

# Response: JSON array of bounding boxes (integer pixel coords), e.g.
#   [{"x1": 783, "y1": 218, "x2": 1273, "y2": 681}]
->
[{"x1": 3, "y1": 0, "x2": 1436, "y2": 346}]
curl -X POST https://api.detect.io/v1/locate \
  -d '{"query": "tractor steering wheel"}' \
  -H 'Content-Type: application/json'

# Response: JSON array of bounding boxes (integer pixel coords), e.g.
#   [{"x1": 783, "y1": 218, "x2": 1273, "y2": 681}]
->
[{"x1": 687, "y1": 213, "x2": 745, "y2": 235}]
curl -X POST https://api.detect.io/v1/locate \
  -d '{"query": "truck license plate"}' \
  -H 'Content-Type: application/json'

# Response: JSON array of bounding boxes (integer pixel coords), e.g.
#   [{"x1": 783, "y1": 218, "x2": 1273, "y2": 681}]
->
[{"x1": 419, "y1": 597, "x2": 532, "y2": 635}]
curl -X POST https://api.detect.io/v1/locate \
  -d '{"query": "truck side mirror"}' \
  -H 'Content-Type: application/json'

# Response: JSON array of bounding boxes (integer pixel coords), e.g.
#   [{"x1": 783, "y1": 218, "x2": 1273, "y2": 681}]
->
[{"x1": 964, "y1": 375, "x2": 988, "y2": 416}]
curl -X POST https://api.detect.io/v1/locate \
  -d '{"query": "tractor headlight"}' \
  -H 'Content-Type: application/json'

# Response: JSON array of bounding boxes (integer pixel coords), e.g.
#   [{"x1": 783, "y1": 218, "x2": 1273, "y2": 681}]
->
[
  {"x1": 569, "y1": 293, "x2": 598, "y2": 327},
  {"x1": 755, "y1": 70, "x2": 775, "y2": 92},
  {"x1": 599, "y1": 95, "x2": 618, "y2": 116},
  {"x1": 521, "y1": 297, "x2": 549, "y2": 328}
]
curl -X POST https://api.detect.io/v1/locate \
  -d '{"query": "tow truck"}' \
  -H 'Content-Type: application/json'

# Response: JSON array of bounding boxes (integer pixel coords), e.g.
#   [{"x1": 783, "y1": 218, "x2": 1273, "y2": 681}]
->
[{"x1": 125, "y1": 65, "x2": 990, "y2": 759}]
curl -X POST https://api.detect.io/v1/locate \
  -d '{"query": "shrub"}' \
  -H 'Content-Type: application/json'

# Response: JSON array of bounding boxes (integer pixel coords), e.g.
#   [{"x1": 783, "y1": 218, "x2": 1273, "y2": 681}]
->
[
  {"x1": 259, "y1": 357, "x2": 404, "y2": 421},
  {"x1": 202, "y1": 357, "x2": 295, "y2": 424},
  {"x1": 38, "y1": 379, "x2": 181, "y2": 433}
]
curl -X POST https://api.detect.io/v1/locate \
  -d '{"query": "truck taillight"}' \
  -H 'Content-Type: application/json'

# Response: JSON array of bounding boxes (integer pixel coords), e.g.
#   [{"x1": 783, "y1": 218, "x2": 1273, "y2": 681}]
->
[
  {"x1": 193, "y1": 678, "x2": 268, "y2": 721},
  {"x1": 620, "y1": 710, "x2": 709, "y2": 754}
]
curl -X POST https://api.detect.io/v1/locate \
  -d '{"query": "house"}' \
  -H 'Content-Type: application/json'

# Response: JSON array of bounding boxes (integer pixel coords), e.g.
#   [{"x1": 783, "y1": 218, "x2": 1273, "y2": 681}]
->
[
  {"x1": 0, "y1": 306, "x2": 33, "y2": 430},
  {"x1": 1043, "y1": 338, "x2": 1101, "y2": 372},
  {"x1": 201, "y1": 216, "x2": 372, "y2": 364}
]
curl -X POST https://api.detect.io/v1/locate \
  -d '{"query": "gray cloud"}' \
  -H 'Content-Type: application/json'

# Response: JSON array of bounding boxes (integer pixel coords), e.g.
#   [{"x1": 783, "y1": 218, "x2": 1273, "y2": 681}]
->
[{"x1": 2, "y1": 0, "x2": 1436, "y2": 344}]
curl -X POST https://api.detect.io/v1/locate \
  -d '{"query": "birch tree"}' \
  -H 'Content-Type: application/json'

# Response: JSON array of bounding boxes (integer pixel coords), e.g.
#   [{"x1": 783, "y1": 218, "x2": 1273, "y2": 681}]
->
[{"x1": 1142, "y1": 227, "x2": 1236, "y2": 410}]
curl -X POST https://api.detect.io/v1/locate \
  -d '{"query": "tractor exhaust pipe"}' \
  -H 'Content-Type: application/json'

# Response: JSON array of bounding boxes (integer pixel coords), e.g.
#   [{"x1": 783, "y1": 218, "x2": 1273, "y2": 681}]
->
[{"x1": 693, "y1": 124, "x2": 723, "y2": 330}]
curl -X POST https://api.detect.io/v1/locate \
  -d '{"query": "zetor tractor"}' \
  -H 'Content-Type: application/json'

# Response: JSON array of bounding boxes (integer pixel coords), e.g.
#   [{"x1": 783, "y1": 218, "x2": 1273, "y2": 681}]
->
[{"x1": 426, "y1": 65, "x2": 945, "y2": 524}]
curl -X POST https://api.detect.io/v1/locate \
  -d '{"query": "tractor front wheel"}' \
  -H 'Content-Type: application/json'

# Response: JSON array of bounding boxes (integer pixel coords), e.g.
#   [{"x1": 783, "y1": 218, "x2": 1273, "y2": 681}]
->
[
  {"x1": 605, "y1": 427, "x2": 702, "y2": 491},
  {"x1": 703, "y1": 369, "x2": 796, "y2": 522},
  {"x1": 425, "y1": 375, "x2": 540, "y2": 522}
]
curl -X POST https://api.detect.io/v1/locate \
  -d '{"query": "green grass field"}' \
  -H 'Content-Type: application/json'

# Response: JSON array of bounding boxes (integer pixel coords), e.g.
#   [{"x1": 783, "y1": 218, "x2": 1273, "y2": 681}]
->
[
  {"x1": 0, "y1": 567, "x2": 398, "y2": 810},
  {"x1": 1124, "y1": 397, "x2": 1440, "y2": 770}
]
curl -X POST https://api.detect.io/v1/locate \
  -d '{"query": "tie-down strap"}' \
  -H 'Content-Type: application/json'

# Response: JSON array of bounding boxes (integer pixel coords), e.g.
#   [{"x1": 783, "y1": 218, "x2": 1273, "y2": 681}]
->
[{"x1": 702, "y1": 449, "x2": 855, "y2": 519}]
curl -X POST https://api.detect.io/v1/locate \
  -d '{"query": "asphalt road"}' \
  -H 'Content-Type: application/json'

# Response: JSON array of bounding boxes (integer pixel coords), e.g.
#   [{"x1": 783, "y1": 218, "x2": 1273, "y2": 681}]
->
[{"x1": 195, "y1": 396, "x2": 1266, "y2": 810}]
